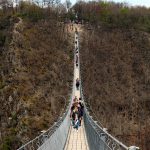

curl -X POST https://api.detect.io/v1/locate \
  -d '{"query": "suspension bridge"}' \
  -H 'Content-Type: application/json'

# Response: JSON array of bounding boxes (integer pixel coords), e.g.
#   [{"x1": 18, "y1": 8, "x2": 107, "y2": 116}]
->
[{"x1": 17, "y1": 29, "x2": 139, "y2": 150}]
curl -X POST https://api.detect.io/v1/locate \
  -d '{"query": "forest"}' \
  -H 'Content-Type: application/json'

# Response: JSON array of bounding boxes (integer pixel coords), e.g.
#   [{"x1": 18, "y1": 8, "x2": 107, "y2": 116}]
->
[{"x1": 0, "y1": 1, "x2": 73, "y2": 149}]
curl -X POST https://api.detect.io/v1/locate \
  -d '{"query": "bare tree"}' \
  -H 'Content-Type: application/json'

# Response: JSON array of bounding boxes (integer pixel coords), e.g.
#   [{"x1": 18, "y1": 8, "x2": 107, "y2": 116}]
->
[
  {"x1": 55, "y1": 0, "x2": 60, "y2": 6},
  {"x1": 66, "y1": 0, "x2": 71, "y2": 12},
  {"x1": 0, "y1": 0, "x2": 14, "y2": 12},
  {"x1": 0, "y1": 0, "x2": 8, "y2": 9}
]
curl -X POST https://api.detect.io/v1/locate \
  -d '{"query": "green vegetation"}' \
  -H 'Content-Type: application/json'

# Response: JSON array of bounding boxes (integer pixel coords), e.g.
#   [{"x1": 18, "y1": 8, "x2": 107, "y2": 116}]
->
[
  {"x1": 1, "y1": 134, "x2": 21, "y2": 150},
  {"x1": 1, "y1": 136, "x2": 13, "y2": 150},
  {"x1": 71, "y1": 1, "x2": 150, "y2": 32},
  {"x1": 18, "y1": 2, "x2": 45, "y2": 22}
]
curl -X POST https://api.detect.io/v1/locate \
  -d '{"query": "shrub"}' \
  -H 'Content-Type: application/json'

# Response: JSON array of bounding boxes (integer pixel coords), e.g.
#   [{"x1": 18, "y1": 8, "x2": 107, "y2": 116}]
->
[
  {"x1": 0, "y1": 32, "x2": 6, "y2": 46},
  {"x1": 18, "y1": 1, "x2": 45, "y2": 22},
  {"x1": 0, "y1": 16, "x2": 11, "y2": 30},
  {"x1": 72, "y1": 1, "x2": 150, "y2": 31},
  {"x1": 1, "y1": 136, "x2": 15, "y2": 150}
]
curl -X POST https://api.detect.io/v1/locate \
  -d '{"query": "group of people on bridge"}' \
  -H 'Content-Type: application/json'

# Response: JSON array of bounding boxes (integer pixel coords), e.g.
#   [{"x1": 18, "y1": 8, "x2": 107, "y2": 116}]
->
[
  {"x1": 70, "y1": 29, "x2": 84, "y2": 131},
  {"x1": 70, "y1": 97, "x2": 84, "y2": 131}
]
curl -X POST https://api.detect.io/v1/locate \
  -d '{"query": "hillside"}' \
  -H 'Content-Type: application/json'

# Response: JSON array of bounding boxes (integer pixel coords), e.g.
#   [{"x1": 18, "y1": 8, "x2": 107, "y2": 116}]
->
[
  {"x1": 0, "y1": 7, "x2": 73, "y2": 149},
  {"x1": 80, "y1": 27, "x2": 150, "y2": 149}
]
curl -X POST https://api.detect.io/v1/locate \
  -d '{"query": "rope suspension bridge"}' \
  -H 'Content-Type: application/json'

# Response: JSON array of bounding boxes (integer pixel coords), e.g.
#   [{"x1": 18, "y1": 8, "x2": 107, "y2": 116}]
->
[{"x1": 17, "y1": 29, "x2": 139, "y2": 150}]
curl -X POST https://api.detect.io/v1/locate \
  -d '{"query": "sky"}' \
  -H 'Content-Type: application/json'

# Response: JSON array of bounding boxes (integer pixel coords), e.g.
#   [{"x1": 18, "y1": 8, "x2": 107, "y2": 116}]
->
[{"x1": 67, "y1": 0, "x2": 150, "y2": 7}]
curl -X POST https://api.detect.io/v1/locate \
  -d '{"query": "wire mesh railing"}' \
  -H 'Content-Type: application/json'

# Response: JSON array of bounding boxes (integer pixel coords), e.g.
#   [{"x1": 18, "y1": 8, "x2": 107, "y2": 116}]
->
[
  {"x1": 82, "y1": 93, "x2": 128, "y2": 150},
  {"x1": 17, "y1": 95, "x2": 72, "y2": 150},
  {"x1": 17, "y1": 70, "x2": 75, "y2": 150}
]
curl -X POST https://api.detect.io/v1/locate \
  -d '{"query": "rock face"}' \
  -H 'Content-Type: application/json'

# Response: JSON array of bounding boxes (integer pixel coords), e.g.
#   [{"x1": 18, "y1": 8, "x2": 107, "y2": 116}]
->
[
  {"x1": 0, "y1": 17, "x2": 73, "y2": 149},
  {"x1": 80, "y1": 28, "x2": 150, "y2": 150}
]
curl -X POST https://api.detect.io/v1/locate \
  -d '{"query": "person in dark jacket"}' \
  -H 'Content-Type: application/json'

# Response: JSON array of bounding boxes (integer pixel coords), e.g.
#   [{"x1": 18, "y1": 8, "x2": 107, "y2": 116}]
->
[
  {"x1": 78, "y1": 102, "x2": 84, "y2": 126},
  {"x1": 73, "y1": 107, "x2": 80, "y2": 130},
  {"x1": 76, "y1": 78, "x2": 80, "y2": 90}
]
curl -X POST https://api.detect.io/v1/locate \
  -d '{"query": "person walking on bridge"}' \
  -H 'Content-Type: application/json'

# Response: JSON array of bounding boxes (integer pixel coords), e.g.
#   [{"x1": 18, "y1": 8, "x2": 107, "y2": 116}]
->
[
  {"x1": 73, "y1": 106, "x2": 80, "y2": 131},
  {"x1": 70, "y1": 104, "x2": 75, "y2": 126},
  {"x1": 76, "y1": 78, "x2": 80, "y2": 90},
  {"x1": 76, "y1": 34, "x2": 78, "y2": 40},
  {"x1": 75, "y1": 40, "x2": 77, "y2": 45},
  {"x1": 75, "y1": 41, "x2": 78, "y2": 51},
  {"x1": 75, "y1": 28, "x2": 78, "y2": 34},
  {"x1": 76, "y1": 54, "x2": 78, "y2": 67},
  {"x1": 76, "y1": 47, "x2": 78, "y2": 54},
  {"x1": 72, "y1": 96, "x2": 78, "y2": 107},
  {"x1": 78, "y1": 101, "x2": 84, "y2": 126},
  {"x1": 73, "y1": 96, "x2": 78, "y2": 103}
]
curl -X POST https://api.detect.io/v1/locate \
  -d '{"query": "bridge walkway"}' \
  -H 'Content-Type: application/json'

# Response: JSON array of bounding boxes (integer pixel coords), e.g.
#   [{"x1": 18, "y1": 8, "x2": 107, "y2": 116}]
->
[{"x1": 64, "y1": 33, "x2": 89, "y2": 150}]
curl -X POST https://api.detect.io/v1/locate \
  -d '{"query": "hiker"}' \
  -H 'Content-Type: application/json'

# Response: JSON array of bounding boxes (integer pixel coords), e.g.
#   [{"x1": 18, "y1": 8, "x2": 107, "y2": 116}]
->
[
  {"x1": 78, "y1": 104, "x2": 82, "y2": 126},
  {"x1": 70, "y1": 104, "x2": 75, "y2": 125},
  {"x1": 73, "y1": 98, "x2": 79, "y2": 108},
  {"x1": 70, "y1": 107, "x2": 76, "y2": 126},
  {"x1": 78, "y1": 101, "x2": 84, "y2": 126},
  {"x1": 76, "y1": 47, "x2": 78, "y2": 54},
  {"x1": 70, "y1": 104, "x2": 75, "y2": 116},
  {"x1": 76, "y1": 54, "x2": 78, "y2": 66},
  {"x1": 76, "y1": 78, "x2": 80, "y2": 90},
  {"x1": 73, "y1": 107, "x2": 80, "y2": 130},
  {"x1": 76, "y1": 54, "x2": 78, "y2": 62},
  {"x1": 76, "y1": 62, "x2": 78, "y2": 67},
  {"x1": 75, "y1": 28, "x2": 78, "y2": 34},
  {"x1": 73, "y1": 96, "x2": 78, "y2": 103}
]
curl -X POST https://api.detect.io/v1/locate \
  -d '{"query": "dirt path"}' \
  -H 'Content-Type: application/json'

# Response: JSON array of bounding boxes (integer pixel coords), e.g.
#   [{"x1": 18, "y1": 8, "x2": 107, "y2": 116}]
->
[
  {"x1": 8, "y1": 17, "x2": 24, "y2": 74},
  {"x1": 13, "y1": 17, "x2": 23, "y2": 34},
  {"x1": 12, "y1": 17, "x2": 23, "y2": 43}
]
